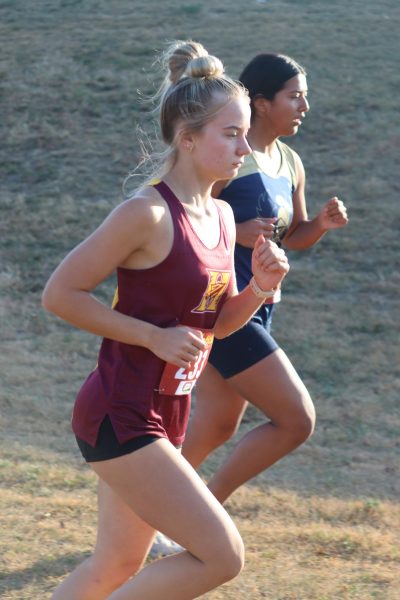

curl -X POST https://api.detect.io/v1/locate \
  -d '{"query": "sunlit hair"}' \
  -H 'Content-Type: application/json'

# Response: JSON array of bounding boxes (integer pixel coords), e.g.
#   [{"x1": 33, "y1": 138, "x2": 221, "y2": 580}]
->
[{"x1": 125, "y1": 40, "x2": 248, "y2": 193}]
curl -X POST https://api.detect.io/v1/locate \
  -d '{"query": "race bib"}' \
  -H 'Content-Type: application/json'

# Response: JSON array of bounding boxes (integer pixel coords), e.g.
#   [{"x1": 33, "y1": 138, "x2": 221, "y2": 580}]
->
[{"x1": 158, "y1": 330, "x2": 214, "y2": 396}]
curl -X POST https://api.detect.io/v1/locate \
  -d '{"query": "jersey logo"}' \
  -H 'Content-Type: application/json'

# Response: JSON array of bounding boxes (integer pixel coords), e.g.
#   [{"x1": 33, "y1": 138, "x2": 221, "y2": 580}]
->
[{"x1": 192, "y1": 270, "x2": 231, "y2": 314}]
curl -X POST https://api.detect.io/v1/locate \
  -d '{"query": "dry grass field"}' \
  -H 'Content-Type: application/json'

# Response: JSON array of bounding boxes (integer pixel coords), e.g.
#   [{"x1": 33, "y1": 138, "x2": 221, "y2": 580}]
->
[{"x1": 1, "y1": 0, "x2": 399, "y2": 598}]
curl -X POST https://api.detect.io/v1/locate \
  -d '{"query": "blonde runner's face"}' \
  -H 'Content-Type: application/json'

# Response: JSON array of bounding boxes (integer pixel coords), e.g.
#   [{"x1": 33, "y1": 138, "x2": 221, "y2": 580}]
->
[{"x1": 191, "y1": 95, "x2": 252, "y2": 183}]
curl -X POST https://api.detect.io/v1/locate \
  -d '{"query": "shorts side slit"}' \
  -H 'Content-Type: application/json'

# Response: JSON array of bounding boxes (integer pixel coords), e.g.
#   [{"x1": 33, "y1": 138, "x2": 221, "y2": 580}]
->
[{"x1": 76, "y1": 415, "x2": 161, "y2": 463}]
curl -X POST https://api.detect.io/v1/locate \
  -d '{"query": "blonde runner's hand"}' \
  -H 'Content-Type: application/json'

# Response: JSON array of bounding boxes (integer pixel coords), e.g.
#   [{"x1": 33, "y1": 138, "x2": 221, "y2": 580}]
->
[
  {"x1": 148, "y1": 326, "x2": 207, "y2": 368},
  {"x1": 251, "y1": 235, "x2": 289, "y2": 292}
]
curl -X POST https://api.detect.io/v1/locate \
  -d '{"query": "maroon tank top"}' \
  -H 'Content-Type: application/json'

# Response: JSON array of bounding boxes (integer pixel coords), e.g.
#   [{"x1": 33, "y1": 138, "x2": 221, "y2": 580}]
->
[{"x1": 72, "y1": 181, "x2": 234, "y2": 446}]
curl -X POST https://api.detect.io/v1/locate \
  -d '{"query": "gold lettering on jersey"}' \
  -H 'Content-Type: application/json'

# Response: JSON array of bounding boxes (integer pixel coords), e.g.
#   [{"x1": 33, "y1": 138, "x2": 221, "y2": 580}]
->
[
  {"x1": 192, "y1": 270, "x2": 231, "y2": 313},
  {"x1": 111, "y1": 287, "x2": 119, "y2": 309}
]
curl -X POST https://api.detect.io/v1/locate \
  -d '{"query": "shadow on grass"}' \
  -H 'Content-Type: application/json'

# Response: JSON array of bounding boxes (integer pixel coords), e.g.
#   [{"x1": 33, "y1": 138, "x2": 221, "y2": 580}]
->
[{"x1": 0, "y1": 552, "x2": 90, "y2": 595}]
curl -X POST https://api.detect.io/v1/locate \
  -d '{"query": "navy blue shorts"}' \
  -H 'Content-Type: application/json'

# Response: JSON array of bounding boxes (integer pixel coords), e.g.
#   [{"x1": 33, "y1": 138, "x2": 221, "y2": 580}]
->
[{"x1": 209, "y1": 304, "x2": 279, "y2": 379}]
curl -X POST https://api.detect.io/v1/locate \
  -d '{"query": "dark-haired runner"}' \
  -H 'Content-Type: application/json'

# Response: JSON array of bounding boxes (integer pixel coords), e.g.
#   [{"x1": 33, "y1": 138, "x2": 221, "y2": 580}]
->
[{"x1": 181, "y1": 53, "x2": 348, "y2": 504}]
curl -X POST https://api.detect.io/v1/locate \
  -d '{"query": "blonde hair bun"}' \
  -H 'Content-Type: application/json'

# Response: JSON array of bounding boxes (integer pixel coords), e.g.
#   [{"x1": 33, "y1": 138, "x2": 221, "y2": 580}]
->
[
  {"x1": 166, "y1": 40, "x2": 224, "y2": 83},
  {"x1": 184, "y1": 55, "x2": 224, "y2": 80}
]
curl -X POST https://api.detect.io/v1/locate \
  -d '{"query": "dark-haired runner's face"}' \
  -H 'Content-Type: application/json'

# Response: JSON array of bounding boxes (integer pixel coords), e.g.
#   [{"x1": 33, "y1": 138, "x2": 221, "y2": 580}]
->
[
  {"x1": 267, "y1": 74, "x2": 309, "y2": 138},
  {"x1": 192, "y1": 96, "x2": 251, "y2": 183}
]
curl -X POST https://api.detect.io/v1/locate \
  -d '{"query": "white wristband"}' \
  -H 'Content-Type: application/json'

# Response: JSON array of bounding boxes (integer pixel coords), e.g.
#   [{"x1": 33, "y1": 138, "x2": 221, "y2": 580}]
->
[{"x1": 249, "y1": 276, "x2": 276, "y2": 299}]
